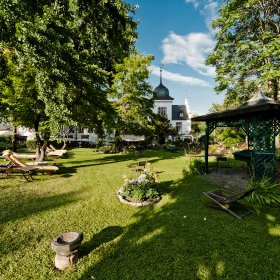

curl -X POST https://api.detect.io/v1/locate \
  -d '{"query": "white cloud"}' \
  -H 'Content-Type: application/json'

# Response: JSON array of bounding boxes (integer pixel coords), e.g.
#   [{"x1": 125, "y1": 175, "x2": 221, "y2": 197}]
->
[
  {"x1": 161, "y1": 32, "x2": 216, "y2": 77},
  {"x1": 202, "y1": 1, "x2": 219, "y2": 30},
  {"x1": 185, "y1": 0, "x2": 199, "y2": 8},
  {"x1": 185, "y1": 0, "x2": 219, "y2": 31},
  {"x1": 149, "y1": 65, "x2": 211, "y2": 87}
]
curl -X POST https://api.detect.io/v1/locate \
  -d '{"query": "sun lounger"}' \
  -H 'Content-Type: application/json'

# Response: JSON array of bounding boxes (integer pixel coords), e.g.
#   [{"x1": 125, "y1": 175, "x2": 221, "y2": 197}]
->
[
  {"x1": 203, "y1": 187, "x2": 257, "y2": 220},
  {"x1": 2, "y1": 150, "x2": 59, "y2": 175}
]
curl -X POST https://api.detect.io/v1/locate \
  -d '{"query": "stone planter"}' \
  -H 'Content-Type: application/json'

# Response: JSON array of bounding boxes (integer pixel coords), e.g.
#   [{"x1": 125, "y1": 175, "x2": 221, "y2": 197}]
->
[
  {"x1": 51, "y1": 231, "x2": 83, "y2": 270},
  {"x1": 117, "y1": 193, "x2": 161, "y2": 207}
]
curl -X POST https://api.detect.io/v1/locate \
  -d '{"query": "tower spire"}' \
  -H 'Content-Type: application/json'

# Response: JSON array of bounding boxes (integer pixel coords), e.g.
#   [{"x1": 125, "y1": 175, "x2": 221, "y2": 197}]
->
[{"x1": 160, "y1": 64, "x2": 164, "y2": 84}]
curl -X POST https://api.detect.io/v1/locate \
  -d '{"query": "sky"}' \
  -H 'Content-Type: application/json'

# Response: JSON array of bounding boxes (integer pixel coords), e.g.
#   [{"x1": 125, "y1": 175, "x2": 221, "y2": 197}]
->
[{"x1": 126, "y1": 0, "x2": 225, "y2": 115}]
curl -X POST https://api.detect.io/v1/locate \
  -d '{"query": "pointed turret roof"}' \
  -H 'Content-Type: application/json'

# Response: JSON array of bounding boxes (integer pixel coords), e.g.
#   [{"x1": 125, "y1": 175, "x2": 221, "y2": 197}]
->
[{"x1": 154, "y1": 66, "x2": 174, "y2": 101}]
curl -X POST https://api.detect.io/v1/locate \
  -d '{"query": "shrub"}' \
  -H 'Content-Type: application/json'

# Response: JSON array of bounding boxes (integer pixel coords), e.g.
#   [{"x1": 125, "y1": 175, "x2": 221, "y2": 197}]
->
[
  {"x1": 0, "y1": 135, "x2": 12, "y2": 150},
  {"x1": 185, "y1": 158, "x2": 205, "y2": 175},
  {"x1": 26, "y1": 140, "x2": 36, "y2": 150},
  {"x1": 185, "y1": 142, "x2": 203, "y2": 155},
  {"x1": 246, "y1": 179, "x2": 280, "y2": 207}
]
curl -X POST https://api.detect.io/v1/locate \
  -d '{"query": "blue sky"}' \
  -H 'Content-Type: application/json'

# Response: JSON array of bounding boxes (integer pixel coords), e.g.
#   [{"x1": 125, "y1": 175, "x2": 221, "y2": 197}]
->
[{"x1": 126, "y1": 0, "x2": 225, "y2": 115}]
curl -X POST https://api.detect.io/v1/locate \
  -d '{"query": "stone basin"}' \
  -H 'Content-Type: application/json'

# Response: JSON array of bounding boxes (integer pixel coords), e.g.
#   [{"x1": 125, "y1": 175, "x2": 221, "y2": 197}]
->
[{"x1": 51, "y1": 231, "x2": 83, "y2": 256}]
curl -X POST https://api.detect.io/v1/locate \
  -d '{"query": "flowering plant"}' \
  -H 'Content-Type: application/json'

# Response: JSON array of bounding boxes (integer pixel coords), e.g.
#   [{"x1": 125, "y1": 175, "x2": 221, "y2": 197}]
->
[{"x1": 119, "y1": 164, "x2": 160, "y2": 202}]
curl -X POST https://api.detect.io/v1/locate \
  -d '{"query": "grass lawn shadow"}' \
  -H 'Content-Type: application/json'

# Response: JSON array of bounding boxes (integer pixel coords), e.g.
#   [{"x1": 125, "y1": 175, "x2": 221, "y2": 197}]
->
[
  {"x1": 79, "y1": 226, "x2": 123, "y2": 258},
  {"x1": 78, "y1": 174, "x2": 280, "y2": 279}
]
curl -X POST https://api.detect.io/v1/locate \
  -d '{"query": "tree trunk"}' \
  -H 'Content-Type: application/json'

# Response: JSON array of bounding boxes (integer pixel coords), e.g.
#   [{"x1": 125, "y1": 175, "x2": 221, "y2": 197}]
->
[
  {"x1": 12, "y1": 126, "x2": 17, "y2": 152},
  {"x1": 61, "y1": 141, "x2": 67, "y2": 150},
  {"x1": 39, "y1": 133, "x2": 50, "y2": 162},
  {"x1": 276, "y1": 136, "x2": 280, "y2": 150},
  {"x1": 35, "y1": 132, "x2": 42, "y2": 162},
  {"x1": 114, "y1": 129, "x2": 122, "y2": 152}
]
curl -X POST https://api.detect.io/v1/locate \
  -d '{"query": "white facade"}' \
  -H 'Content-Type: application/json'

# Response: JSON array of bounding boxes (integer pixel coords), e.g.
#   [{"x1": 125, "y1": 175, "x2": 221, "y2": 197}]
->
[
  {"x1": 153, "y1": 93, "x2": 192, "y2": 139},
  {"x1": 170, "y1": 96, "x2": 192, "y2": 136},
  {"x1": 152, "y1": 100, "x2": 173, "y2": 120}
]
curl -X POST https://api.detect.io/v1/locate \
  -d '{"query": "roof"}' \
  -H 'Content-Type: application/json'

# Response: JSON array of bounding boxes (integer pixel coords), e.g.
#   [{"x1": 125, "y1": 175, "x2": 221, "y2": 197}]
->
[
  {"x1": 192, "y1": 92, "x2": 280, "y2": 122},
  {"x1": 172, "y1": 105, "x2": 189, "y2": 120},
  {"x1": 154, "y1": 82, "x2": 174, "y2": 101}
]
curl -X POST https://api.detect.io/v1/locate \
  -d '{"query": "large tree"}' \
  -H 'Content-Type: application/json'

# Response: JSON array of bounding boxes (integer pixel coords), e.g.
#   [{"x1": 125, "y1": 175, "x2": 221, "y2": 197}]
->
[
  {"x1": 0, "y1": 0, "x2": 138, "y2": 158},
  {"x1": 109, "y1": 53, "x2": 155, "y2": 149},
  {"x1": 206, "y1": 0, "x2": 280, "y2": 104}
]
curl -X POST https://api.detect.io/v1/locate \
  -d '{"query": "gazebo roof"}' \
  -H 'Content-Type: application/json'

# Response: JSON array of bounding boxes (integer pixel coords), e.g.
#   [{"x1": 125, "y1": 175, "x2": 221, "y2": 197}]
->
[{"x1": 192, "y1": 92, "x2": 280, "y2": 122}]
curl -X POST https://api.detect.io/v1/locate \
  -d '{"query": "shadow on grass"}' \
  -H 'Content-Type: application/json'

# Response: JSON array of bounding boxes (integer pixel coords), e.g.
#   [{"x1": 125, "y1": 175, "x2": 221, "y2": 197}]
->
[
  {"x1": 58, "y1": 166, "x2": 78, "y2": 178},
  {"x1": 0, "y1": 190, "x2": 82, "y2": 226},
  {"x1": 78, "y1": 174, "x2": 280, "y2": 280},
  {"x1": 66, "y1": 150, "x2": 185, "y2": 167},
  {"x1": 79, "y1": 226, "x2": 123, "y2": 258}
]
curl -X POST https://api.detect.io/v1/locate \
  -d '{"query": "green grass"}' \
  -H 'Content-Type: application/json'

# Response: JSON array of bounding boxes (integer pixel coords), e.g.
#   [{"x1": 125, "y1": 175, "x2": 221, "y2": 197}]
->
[{"x1": 1, "y1": 148, "x2": 280, "y2": 280}]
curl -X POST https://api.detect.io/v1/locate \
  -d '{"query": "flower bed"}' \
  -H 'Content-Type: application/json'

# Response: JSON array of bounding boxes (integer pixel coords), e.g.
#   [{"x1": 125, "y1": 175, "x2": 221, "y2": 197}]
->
[{"x1": 117, "y1": 163, "x2": 161, "y2": 206}]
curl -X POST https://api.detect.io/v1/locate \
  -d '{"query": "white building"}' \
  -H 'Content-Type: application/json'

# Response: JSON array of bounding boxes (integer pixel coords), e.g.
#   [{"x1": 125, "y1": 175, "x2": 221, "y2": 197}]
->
[{"x1": 153, "y1": 68, "x2": 192, "y2": 139}]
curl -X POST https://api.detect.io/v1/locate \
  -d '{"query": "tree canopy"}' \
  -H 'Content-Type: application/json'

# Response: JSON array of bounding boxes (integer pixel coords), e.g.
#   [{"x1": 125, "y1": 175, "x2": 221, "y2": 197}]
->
[
  {"x1": 206, "y1": 0, "x2": 280, "y2": 105},
  {"x1": 0, "y1": 0, "x2": 138, "y2": 132},
  {"x1": 0, "y1": 0, "x2": 139, "y2": 155},
  {"x1": 110, "y1": 53, "x2": 155, "y2": 137}
]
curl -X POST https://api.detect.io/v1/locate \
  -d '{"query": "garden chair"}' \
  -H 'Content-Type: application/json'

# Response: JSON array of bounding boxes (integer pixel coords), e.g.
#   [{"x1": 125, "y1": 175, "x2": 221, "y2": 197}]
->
[
  {"x1": 215, "y1": 155, "x2": 232, "y2": 174},
  {"x1": 13, "y1": 152, "x2": 37, "y2": 164},
  {"x1": 48, "y1": 145, "x2": 67, "y2": 155},
  {"x1": 1, "y1": 155, "x2": 36, "y2": 182},
  {"x1": 131, "y1": 161, "x2": 147, "y2": 173},
  {"x1": 0, "y1": 162, "x2": 15, "y2": 178},
  {"x1": 2, "y1": 150, "x2": 59, "y2": 176},
  {"x1": 203, "y1": 187, "x2": 257, "y2": 220}
]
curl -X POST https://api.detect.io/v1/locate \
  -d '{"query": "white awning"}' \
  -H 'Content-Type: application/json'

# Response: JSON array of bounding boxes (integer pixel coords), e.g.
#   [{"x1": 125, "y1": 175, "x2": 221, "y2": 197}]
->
[{"x1": 120, "y1": 135, "x2": 145, "y2": 142}]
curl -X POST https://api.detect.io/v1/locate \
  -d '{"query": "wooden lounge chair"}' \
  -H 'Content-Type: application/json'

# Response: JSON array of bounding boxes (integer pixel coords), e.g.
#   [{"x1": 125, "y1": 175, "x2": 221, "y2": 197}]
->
[
  {"x1": 13, "y1": 152, "x2": 37, "y2": 164},
  {"x1": 2, "y1": 150, "x2": 59, "y2": 175},
  {"x1": 0, "y1": 162, "x2": 15, "y2": 178},
  {"x1": 47, "y1": 145, "x2": 67, "y2": 155},
  {"x1": 50, "y1": 143, "x2": 67, "y2": 151},
  {"x1": 0, "y1": 156, "x2": 36, "y2": 182},
  {"x1": 203, "y1": 187, "x2": 257, "y2": 220}
]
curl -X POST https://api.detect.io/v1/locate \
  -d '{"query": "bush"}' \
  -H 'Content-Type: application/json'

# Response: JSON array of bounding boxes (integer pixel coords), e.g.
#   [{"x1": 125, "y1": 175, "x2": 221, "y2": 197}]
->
[
  {"x1": 184, "y1": 158, "x2": 205, "y2": 175},
  {"x1": 94, "y1": 145, "x2": 118, "y2": 154},
  {"x1": 26, "y1": 140, "x2": 36, "y2": 150},
  {"x1": 185, "y1": 142, "x2": 203, "y2": 155},
  {"x1": 0, "y1": 135, "x2": 12, "y2": 151},
  {"x1": 246, "y1": 179, "x2": 280, "y2": 207}
]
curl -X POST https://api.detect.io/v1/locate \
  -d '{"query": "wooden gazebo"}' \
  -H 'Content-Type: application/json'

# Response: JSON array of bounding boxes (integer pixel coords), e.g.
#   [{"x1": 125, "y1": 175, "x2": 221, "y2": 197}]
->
[{"x1": 192, "y1": 92, "x2": 280, "y2": 181}]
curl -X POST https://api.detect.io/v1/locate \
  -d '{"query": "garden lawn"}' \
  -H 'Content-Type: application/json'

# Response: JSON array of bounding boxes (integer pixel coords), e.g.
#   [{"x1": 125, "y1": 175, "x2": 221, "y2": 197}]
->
[{"x1": 0, "y1": 148, "x2": 280, "y2": 280}]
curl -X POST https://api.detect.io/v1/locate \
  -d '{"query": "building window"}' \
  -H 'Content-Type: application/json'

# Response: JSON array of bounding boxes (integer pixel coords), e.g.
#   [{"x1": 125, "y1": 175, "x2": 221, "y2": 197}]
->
[
  {"x1": 176, "y1": 122, "x2": 182, "y2": 134},
  {"x1": 179, "y1": 112, "x2": 184, "y2": 118},
  {"x1": 158, "y1": 107, "x2": 167, "y2": 117}
]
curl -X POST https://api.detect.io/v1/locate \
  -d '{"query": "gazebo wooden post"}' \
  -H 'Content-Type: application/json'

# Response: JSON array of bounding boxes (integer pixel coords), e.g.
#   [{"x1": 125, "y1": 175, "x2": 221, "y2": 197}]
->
[
  {"x1": 204, "y1": 121, "x2": 215, "y2": 174},
  {"x1": 204, "y1": 122, "x2": 210, "y2": 174}
]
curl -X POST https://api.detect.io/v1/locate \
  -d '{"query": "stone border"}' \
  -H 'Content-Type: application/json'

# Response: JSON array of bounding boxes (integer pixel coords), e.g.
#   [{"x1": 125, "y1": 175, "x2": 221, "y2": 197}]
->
[{"x1": 117, "y1": 193, "x2": 161, "y2": 207}]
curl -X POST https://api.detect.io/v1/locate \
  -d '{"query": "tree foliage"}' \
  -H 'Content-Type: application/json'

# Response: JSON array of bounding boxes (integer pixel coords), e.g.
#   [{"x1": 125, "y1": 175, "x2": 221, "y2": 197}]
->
[
  {"x1": 151, "y1": 114, "x2": 175, "y2": 144},
  {"x1": 207, "y1": 0, "x2": 280, "y2": 104},
  {"x1": 0, "y1": 0, "x2": 138, "y2": 156},
  {"x1": 110, "y1": 53, "x2": 155, "y2": 136}
]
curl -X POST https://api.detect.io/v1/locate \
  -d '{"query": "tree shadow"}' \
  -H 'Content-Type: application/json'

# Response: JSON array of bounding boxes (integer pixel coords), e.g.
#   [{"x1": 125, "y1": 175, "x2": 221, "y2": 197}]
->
[
  {"x1": 79, "y1": 226, "x2": 123, "y2": 258},
  {"x1": 0, "y1": 189, "x2": 83, "y2": 226},
  {"x1": 78, "y1": 174, "x2": 280, "y2": 279},
  {"x1": 66, "y1": 150, "x2": 185, "y2": 167}
]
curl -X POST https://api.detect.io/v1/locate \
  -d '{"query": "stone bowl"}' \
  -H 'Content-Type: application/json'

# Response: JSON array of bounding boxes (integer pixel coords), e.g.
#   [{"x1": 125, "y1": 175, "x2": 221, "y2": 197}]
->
[{"x1": 51, "y1": 231, "x2": 83, "y2": 256}]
